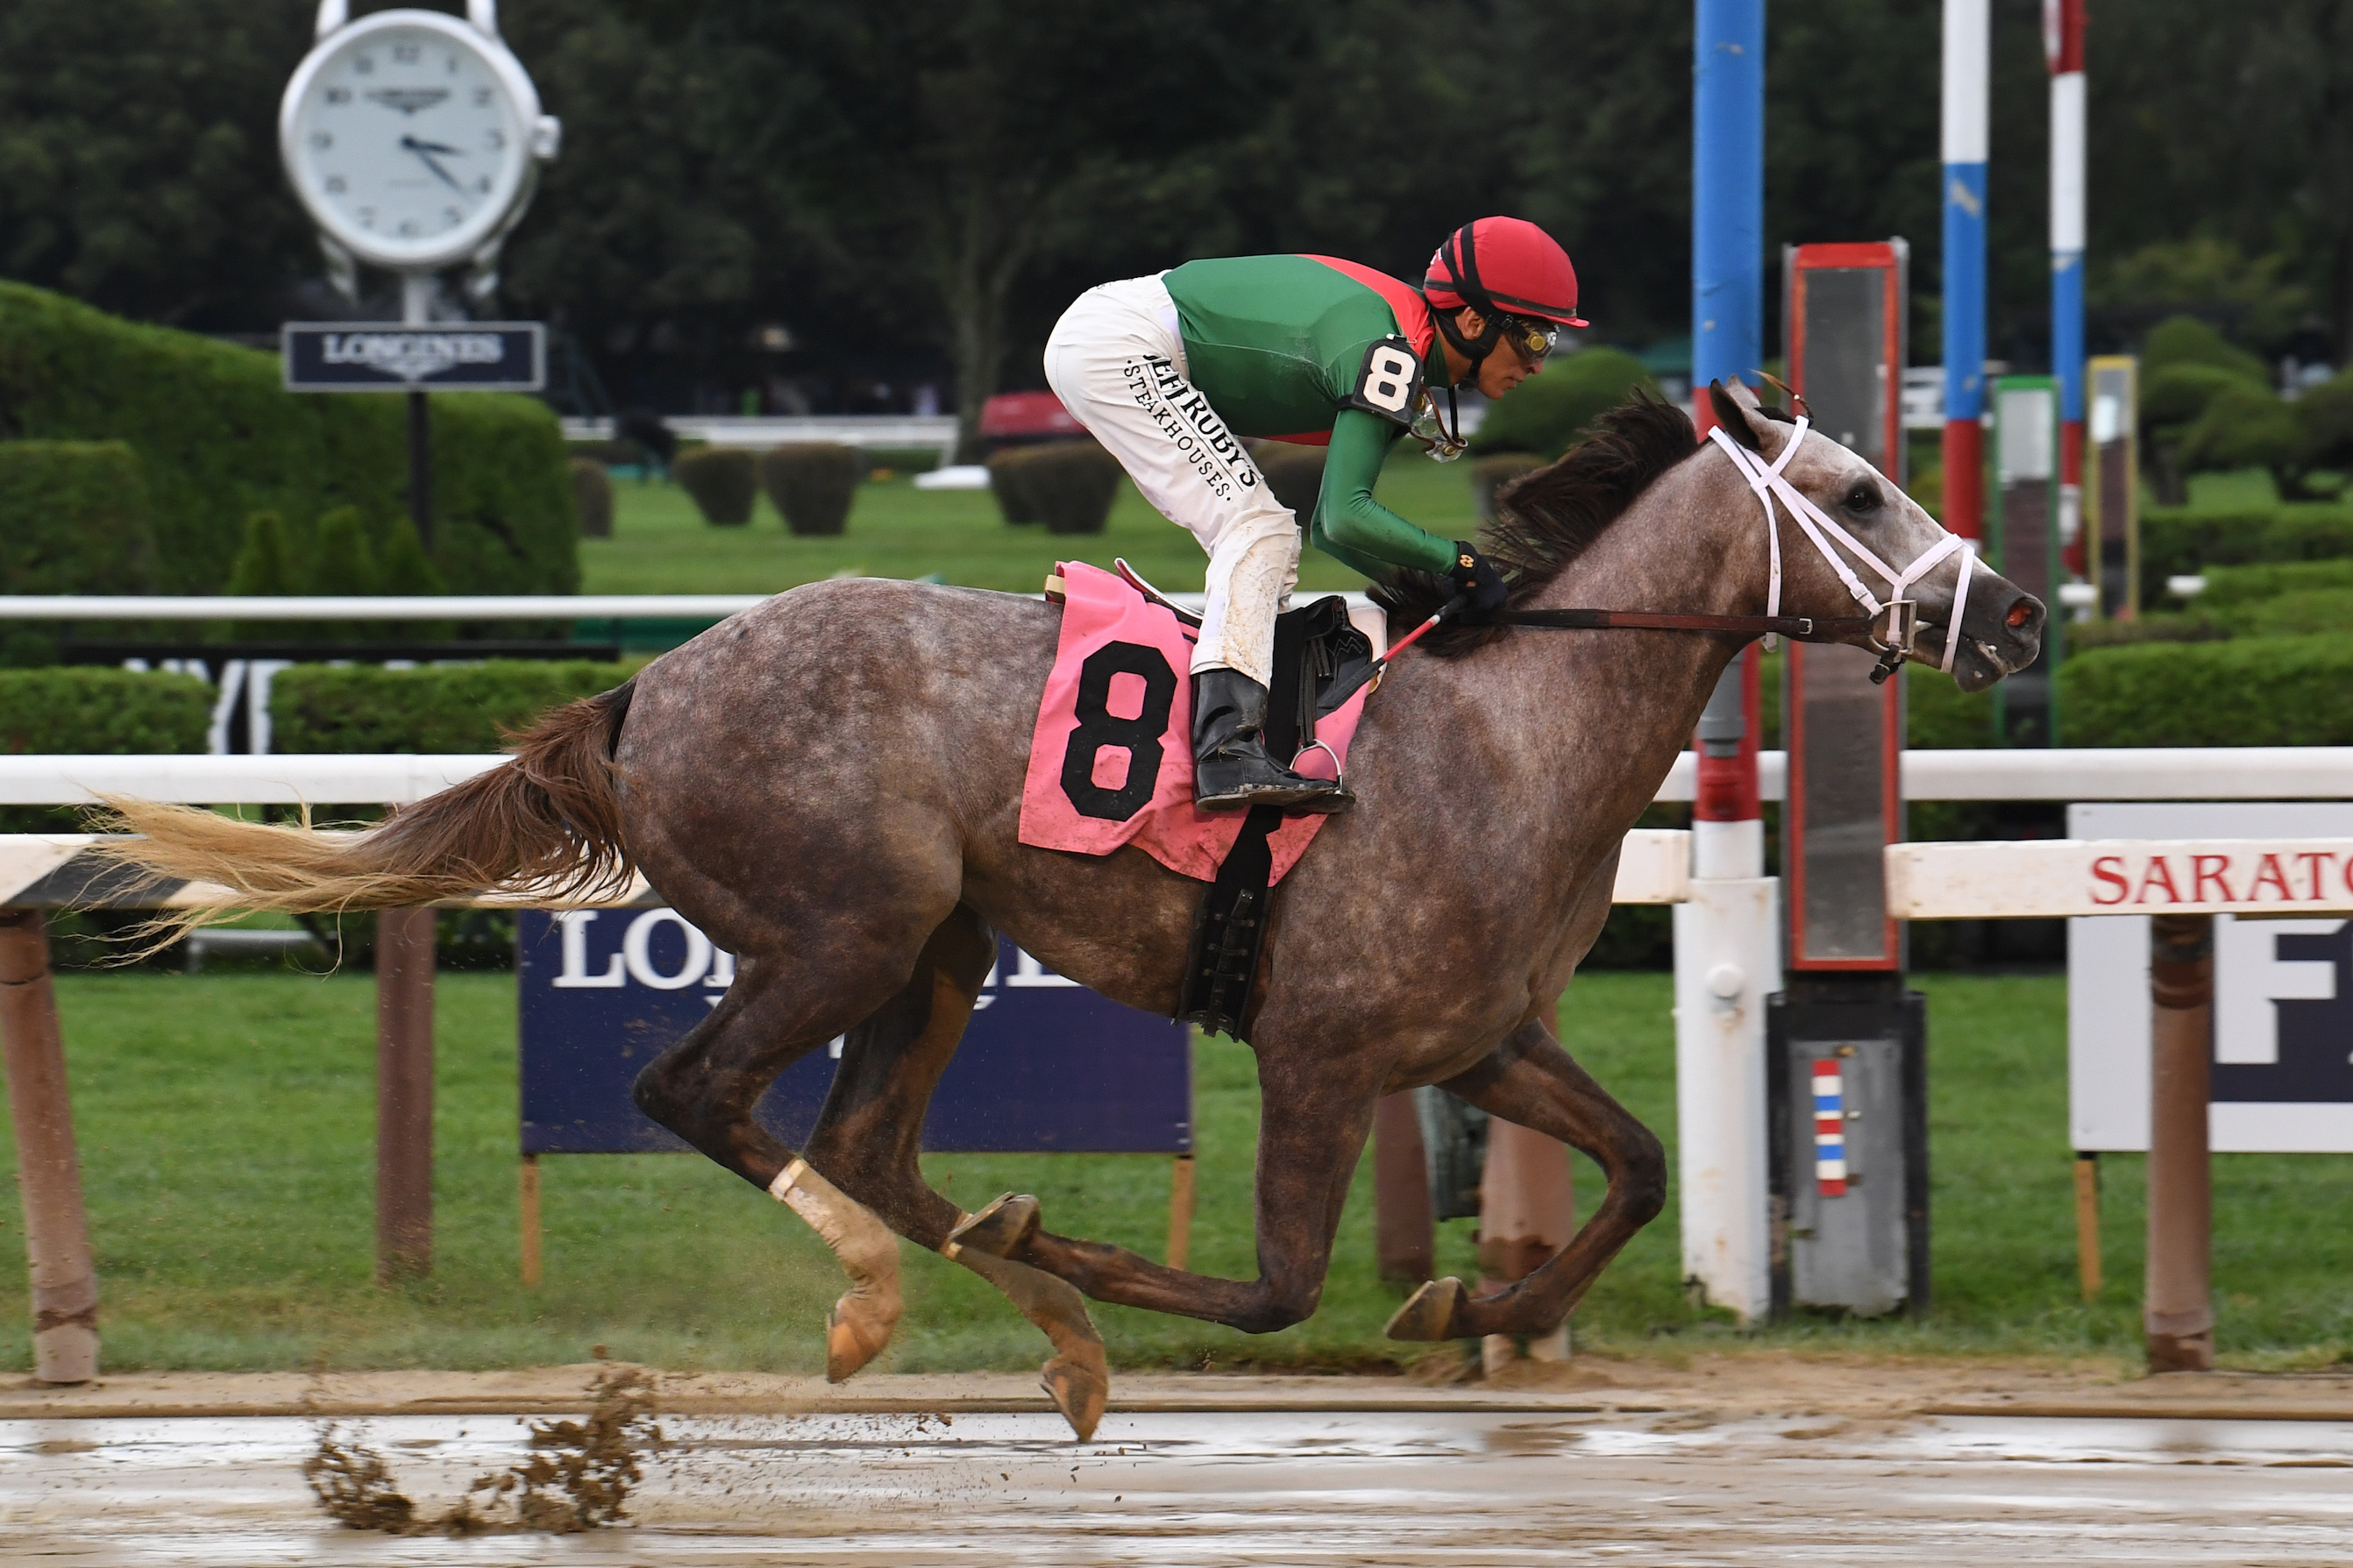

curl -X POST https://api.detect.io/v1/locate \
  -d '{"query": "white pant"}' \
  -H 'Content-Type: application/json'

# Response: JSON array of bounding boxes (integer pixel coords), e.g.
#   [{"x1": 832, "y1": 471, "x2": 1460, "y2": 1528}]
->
[{"x1": 1044, "y1": 274, "x2": 1299, "y2": 688}]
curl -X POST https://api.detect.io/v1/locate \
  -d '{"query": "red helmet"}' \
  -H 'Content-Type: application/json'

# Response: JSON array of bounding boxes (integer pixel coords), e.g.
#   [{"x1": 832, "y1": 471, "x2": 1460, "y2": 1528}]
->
[{"x1": 1424, "y1": 217, "x2": 1588, "y2": 328}]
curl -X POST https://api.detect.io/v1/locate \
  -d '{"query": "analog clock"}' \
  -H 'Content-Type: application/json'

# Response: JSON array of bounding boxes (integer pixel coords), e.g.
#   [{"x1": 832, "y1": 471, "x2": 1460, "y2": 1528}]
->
[{"x1": 280, "y1": 7, "x2": 559, "y2": 273}]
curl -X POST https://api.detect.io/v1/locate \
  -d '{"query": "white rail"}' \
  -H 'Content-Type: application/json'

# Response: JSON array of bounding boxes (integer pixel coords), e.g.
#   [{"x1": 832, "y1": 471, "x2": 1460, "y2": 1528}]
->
[
  {"x1": 5, "y1": 748, "x2": 2349, "y2": 807},
  {"x1": 0, "y1": 595, "x2": 770, "y2": 621}
]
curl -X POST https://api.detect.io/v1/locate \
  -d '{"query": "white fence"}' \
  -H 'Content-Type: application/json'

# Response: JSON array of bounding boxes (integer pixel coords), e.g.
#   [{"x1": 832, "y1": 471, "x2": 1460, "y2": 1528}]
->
[{"x1": 6, "y1": 748, "x2": 2347, "y2": 806}]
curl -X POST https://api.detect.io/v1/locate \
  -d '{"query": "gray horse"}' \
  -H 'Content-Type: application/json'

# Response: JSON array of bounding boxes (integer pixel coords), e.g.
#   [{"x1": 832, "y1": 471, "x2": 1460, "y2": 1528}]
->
[{"x1": 108, "y1": 383, "x2": 2043, "y2": 1439}]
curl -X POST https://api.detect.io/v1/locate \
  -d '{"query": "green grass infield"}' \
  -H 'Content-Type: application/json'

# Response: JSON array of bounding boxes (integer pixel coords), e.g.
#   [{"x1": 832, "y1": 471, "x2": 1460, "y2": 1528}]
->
[{"x1": 2, "y1": 968, "x2": 2348, "y2": 1374}]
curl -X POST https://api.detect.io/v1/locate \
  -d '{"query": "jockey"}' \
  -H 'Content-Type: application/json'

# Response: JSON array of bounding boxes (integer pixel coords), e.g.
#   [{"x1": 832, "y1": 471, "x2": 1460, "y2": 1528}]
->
[{"x1": 1043, "y1": 216, "x2": 1586, "y2": 813}]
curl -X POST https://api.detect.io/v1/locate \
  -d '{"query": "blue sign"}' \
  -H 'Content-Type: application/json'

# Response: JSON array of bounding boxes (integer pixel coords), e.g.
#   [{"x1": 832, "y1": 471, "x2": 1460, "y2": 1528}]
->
[
  {"x1": 282, "y1": 322, "x2": 546, "y2": 392},
  {"x1": 516, "y1": 909, "x2": 1191, "y2": 1156}
]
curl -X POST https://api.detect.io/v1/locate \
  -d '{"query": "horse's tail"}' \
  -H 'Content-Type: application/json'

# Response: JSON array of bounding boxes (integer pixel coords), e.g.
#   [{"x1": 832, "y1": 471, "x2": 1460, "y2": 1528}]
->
[{"x1": 101, "y1": 678, "x2": 638, "y2": 918}]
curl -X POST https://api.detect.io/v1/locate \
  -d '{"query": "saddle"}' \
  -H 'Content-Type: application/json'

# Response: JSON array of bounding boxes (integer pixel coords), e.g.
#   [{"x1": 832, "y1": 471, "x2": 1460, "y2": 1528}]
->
[{"x1": 1108, "y1": 563, "x2": 1380, "y2": 1040}]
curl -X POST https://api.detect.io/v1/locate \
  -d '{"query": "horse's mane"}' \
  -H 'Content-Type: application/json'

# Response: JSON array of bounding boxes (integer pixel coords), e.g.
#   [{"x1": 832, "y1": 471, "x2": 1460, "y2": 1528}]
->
[{"x1": 1370, "y1": 388, "x2": 1701, "y2": 656}]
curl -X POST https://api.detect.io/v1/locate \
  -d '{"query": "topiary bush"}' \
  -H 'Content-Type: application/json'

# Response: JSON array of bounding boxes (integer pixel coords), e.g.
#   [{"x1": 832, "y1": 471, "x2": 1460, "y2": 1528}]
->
[
  {"x1": 1018, "y1": 440, "x2": 1125, "y2": 535},
  {"x1": 672, "y1": 448, "x2": 757, "y2": 526},
  {"x1": 271, "y1": 660, "x2": 636, "y2": 754},
  {"x1": 1468, "y1": 347, "x2": 1658, "y2": 459},
  {"x1": 758, "y1": 443, "x2": 859, "y2": 536},
  {"x1": 1250, "y1": 443, "x2": 1326, "y2": 518},
  {"x1": 2141, "y1": 315, "x2": 2271, "y2": 383},
  {"x1": 0, "y1": 281, "x2": 575, "y2": 597},
  {"x1": 571, "y1": 458, "x2": 613, "y2": 539},
  {"x1": 2058, "y1": 634, "x2": 2353, "y2": 747},
  {"x1": 987, "y1": 447, "x2": 1041, "y2": 524}
]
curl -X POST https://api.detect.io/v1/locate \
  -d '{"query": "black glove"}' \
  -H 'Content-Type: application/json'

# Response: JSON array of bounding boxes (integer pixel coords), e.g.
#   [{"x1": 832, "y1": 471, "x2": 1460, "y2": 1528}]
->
[{"x1": 1440, "y1": 541, "x2": 1510, "y2": 621}]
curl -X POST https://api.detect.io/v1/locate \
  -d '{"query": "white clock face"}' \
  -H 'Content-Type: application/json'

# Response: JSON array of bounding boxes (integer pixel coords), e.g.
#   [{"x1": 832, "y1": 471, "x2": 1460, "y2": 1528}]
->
[{"x1": 283, "y1": 15, "x2": 535, "y2": 269}]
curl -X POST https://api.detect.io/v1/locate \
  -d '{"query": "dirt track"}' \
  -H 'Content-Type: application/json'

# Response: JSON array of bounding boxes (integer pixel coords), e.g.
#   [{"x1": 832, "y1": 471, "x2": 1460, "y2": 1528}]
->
[{"x1": 6, "y1": 1355, "x2": 2352, "y2": 1564}]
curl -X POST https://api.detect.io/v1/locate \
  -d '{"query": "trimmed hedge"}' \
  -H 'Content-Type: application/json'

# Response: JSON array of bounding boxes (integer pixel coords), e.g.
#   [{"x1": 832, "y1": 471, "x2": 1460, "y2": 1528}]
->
[
  {"x1": 270, "y1": 660, "x2": 635, "y2": 754},
  {"x1": 571, "y1": 458, "x2": 613, "y2": 539},
  {"x1": 673, "y1": 448, "x2": 757, "y2": 525},
  {"x1": 758, "y1": 443, "x2": 859, "y2": 536},
  {"x1": 2139, "y1": 506, "x2": 2353, "y2": 606},
  {"x1": 1468, "y1": 347, "x2": 1658, "y2": 459},
  {"x1": 1250, "y1": 443, "x2": 1326, "y2": 518},
  {"x1": 0, "y1": 281, "x2": 575, "y2": 596},
  {"x1": 1471, "y1": 452, "x2": 1545, "y2": 522},
  {"x1": 0, "y1": 439, "x2": 156, "y2": 594},
  {"x1": 986, "y1": 448, "x2": 1041, "y2": 524},
  {"x1": 2058, "y1": 635, "x2": 2353, "y2": 747},
  {"x1": 992, "y1": 441, "x2": 1122, "y2": 534},
  {"x1": 0, "y1": 667, "x2": 210, "y2": 754}
]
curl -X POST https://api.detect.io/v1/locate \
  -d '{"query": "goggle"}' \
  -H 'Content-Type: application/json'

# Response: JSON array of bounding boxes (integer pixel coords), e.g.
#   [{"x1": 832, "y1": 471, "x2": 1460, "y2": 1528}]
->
[
  {"x1": 1411, "y1": 387, "x2": 1468, "y2": 462},
  {"x1": 1497, "y1": 314, "x2": 1559, "y2": 365}
]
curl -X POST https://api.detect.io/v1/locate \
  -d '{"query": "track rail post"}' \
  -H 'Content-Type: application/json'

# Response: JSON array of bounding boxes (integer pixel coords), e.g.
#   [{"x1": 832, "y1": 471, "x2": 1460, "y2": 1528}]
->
[
  {"x1": 376, "y1": 908, "x2": 436, "y2": 1282},
  {"x1": 2073, "y1": 1152, "x2": 2101, "y2": 1300},
  {"x1": 0, "y1": 909, "x2": 99, "y2": 1382},
  {"x1": 2145, "y1": 912, "x2": 2214, "y2": 1371},
  {"x1": 518, "y1": 1153, "x2": 542, "y2": 1287},
  {"x1": 1165, "y1": 1154, "x2": 1195, "y2": 1273},
  {"x1": 1373, "y1": 1092, "x2": 1433, "y2": 1284}
]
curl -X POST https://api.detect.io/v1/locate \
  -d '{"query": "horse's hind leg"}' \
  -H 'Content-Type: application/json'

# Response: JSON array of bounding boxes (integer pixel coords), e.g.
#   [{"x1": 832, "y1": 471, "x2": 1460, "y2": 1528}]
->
[
  {"x1": 630, "y1": 950, "x2": 915, "y2": 1383},
  {"x1": 1384, "y1": 1018, "x2": 1668, "y2": 1342},
  {"x1": 803, "y1": 905, "x2": 1110, "y2": 1439}
]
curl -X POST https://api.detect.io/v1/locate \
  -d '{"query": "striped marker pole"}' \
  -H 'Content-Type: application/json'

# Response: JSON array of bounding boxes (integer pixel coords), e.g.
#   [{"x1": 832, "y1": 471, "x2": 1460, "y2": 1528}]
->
[
  {"x1": 2046, "y1": 0, "x2": 2089, "y2": 578},
  {"x1": 1811, "y1": 1059, "x2": 1851, "y2": 1196},
  {"x1": 1943, "y1": 0, "x2": 1990, "y2": 543}
]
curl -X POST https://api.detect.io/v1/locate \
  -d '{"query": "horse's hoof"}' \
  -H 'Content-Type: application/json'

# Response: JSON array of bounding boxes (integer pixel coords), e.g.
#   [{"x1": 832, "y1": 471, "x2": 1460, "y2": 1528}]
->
[
  {"x1": 1383, "y1": 1276, "x2": 1470, "y2": 1341},
  {"x1": 824, "y1": 1292, "x2": 900, "y2": 1383},
  {"x1": 949, "y1": 1192, "x2": 1041, "y2": 1259},
  {"x1": 1041, "y1": 1343, "x2": 1110, "y2": 1442}
]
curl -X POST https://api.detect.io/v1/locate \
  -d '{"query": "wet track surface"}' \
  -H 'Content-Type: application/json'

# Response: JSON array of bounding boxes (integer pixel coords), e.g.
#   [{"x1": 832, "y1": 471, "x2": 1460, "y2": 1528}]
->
[{"x1": 5, "y1": 1408, "x2": 2353, "y2": 1564}]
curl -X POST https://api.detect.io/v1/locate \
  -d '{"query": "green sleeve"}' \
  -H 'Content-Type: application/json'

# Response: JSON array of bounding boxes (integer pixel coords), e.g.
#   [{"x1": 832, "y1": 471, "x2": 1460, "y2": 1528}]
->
[{"x1": 1306, "y1": 408, "x2": 1458, "y2": 577}]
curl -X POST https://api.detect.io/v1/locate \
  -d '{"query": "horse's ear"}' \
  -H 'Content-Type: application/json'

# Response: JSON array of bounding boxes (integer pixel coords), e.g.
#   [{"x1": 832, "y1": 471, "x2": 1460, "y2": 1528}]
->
[{"x1": 1707, "y1": 380, "x2": 1764, "y2": 452}]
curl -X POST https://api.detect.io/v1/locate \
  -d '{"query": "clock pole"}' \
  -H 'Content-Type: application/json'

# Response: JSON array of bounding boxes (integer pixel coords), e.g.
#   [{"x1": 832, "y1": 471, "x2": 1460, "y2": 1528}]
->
[{"x1": 402, "y1": 273, "x2": 434, "y2": 553}]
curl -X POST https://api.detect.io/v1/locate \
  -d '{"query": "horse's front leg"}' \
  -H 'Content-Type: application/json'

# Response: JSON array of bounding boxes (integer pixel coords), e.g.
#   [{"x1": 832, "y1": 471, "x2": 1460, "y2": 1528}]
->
[
  {"x1": 953, "y1": 1047, "x2": 1388, "y2": 1335},
  {"x1": 1384, "y1": 1018, "x2": 1667, "y2": 1343}
]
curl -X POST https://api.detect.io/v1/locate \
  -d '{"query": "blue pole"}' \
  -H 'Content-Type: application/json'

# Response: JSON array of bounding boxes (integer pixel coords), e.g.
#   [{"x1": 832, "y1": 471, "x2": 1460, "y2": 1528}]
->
[
  {"x1": 1942, "y1": 0, "x2": 1989, "y2": 540},
  {"x1": 1693, "y1": 0, "x2": 1765, "y2": 416}
]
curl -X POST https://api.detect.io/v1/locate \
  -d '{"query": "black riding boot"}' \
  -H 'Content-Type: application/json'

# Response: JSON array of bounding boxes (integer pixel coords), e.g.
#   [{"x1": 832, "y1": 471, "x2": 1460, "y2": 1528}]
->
[{"x1": 1191, "y1": 667, "x2": 1352, "y2": 814}]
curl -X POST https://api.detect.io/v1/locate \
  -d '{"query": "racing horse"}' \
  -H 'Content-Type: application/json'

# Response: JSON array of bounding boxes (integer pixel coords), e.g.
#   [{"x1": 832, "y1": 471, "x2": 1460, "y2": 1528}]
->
[{"x1": 104, "y1": 383, "x2": 2043, "y2": 1440}]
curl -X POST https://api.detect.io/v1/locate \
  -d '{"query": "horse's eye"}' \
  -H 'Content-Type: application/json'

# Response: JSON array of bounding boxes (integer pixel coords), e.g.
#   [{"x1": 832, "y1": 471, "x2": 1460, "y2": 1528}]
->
[{"x1": 1845, "y1": 483, "x2": 1879, "y2": 513}]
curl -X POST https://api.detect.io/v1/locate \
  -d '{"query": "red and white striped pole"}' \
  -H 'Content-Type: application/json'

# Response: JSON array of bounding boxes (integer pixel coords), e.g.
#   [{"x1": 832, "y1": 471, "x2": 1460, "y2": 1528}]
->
[{"x1": 2046, "y1": 0, "x2": 2089, "y2": 579}]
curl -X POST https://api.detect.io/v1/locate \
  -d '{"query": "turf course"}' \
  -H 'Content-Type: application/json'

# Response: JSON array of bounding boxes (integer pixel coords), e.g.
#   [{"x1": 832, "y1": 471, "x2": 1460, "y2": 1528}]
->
[
  {"x1": 4, "y1": 968, "x2": 2347, "y2": 1374},
  {"x1": 579, "y1": 453, "x2": 1482, "y2": 598}
]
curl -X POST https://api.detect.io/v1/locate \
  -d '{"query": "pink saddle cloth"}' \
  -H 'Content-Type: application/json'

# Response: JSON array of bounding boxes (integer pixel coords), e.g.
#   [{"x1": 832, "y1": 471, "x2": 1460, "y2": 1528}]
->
[{"x1": 1018, "y1": 562, "x2": 1368, "y2": 885}]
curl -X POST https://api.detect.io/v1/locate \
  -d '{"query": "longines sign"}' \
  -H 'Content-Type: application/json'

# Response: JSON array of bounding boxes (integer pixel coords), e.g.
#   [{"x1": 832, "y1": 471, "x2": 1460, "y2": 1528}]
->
[{"x1": 282, "y1": 322, "x2": 545, "y2": 392}]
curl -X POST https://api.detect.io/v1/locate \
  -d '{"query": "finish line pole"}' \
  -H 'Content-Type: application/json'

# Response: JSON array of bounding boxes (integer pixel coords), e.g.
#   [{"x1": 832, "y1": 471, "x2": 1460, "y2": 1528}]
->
[
  {"x1": 1677, "y1": 0, "x2": 1776, "y2": 1325},
  {"x1": 1943, "y1": 0, "x2": 1990, "y2": 543},
  {"x1": 2047, "y1": 0, "x2": 2088, "y2": 578}
]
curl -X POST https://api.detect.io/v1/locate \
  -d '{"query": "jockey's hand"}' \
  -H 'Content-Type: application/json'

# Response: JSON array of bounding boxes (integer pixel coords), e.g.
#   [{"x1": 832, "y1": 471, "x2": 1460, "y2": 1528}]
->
[{"x1": 1442, "y1": 542, "x2": 1510, "y2": 621}]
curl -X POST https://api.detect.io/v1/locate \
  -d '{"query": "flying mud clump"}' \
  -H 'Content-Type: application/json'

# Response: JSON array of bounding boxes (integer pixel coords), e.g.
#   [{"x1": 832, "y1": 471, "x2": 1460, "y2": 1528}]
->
[{"x1": 304, "y1": 1367, "x2": 665, "y2": 1535}]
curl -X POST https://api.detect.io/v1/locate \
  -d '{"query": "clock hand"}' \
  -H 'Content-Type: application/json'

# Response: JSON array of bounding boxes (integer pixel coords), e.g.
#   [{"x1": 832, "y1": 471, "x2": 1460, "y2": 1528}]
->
[
  {"x1": 404, "y1": 136, "x2": 465, "y2": 156},
  {"x1": 398, "y1": 135, "x2": 467, "y2": 194}
]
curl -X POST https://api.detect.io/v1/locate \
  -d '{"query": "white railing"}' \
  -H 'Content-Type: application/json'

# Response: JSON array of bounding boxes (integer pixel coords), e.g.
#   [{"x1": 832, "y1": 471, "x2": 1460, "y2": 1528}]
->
[
  {"x1": 561, "y1": 415, "x2": 961, "y2": 455},
  {"x1": 4, "y1": 748, "x2": 2347, "y2": 807},
  {"x1": 0, "y1": 594, "x2": 770, "y2": 621}
]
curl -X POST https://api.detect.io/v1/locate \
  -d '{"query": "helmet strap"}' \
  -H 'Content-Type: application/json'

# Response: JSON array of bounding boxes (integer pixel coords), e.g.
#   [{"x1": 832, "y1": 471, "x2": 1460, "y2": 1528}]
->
[
  {"x1": 1432, "y1": 220, "x2": 1505, "y2": 383},
  {"x1": 1432, "y1": 301, "x2": 1503, "y2": 384}
]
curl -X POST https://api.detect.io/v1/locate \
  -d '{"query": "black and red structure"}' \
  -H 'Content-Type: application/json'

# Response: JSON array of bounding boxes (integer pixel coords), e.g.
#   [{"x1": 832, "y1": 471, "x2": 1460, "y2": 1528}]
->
[{"x1": 1767, "y1": 242, "x2": 1930, "y2": 1321}]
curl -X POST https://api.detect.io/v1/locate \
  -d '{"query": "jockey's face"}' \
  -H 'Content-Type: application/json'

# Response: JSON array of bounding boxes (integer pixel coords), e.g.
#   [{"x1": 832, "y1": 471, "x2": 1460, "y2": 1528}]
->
[{"x1": 1440, "y1": 308, "x2": 1543, "y2": 399}]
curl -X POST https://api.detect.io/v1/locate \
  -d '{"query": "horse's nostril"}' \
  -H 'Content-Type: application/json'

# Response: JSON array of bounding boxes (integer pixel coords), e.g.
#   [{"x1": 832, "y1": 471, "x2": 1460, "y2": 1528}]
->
[{"x1": 2007, "y1": 601, "x2": 2032, "y2": 629}]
